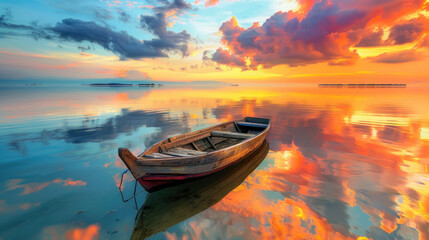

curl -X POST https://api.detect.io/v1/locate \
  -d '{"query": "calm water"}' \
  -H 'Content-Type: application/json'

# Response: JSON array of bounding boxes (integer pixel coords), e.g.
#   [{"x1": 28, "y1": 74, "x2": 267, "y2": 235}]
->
[{"x1": 0, "y1": 85, "x2": 428, "y2": 240}]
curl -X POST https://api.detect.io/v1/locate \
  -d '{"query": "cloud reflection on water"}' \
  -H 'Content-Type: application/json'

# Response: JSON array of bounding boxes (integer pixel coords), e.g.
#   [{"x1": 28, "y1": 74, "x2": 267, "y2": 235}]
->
[{"x1": 0, "y1": 85, "x2": 428, "y2": 239}]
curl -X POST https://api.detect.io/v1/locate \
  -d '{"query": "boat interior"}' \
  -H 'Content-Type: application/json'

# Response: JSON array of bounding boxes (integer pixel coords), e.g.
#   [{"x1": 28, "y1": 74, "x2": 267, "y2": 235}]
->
[{"x1": 140, "y1": 117, "x2": 269, "y2": 159}]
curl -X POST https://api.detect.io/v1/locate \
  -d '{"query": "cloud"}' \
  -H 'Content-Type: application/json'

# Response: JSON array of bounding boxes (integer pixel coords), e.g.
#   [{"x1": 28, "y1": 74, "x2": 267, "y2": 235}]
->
[
  {"x1": 77, "y1": 45, "x2": 91, "y2": 51},
  {"x1": 93, "y1": 7, "x2": 114, "y2": 20},
  {"x1": 140, "y1": 0, "x2": 193, "y2": 57},
  {"x1": 204, "y1": 0, "x2": 220, "y2": 7},
  {"x1": 0, "y1": 9, "x2": 53, "y2": 40},
  {"x1": 328, "y1": 58, "x2": 356, "y2": 66},
  {"x1": 50, "y1": 18, "x2": 166, "y2": 59},
  {"x1": 65, "y1": 224, "x2": 100, "y2": 240},
  {"x1": 52, "y1": 178, "x2": 87, "y2": 186},
  {"x1": 371, "y1": 49, "x2": 423, "y2": 63},
  {"x1": 212, "y1": 47, "x2": 246, "y2": 67},
  {"x1": 124, "y1": 70, "x2": 151, "y2": 80},
  {"x1": 417, "y1": 35, "x2": 429, "y2": 48},
  {"x1": 354, "y1": 28, "x2": 384, "y2": 47},
  {"x1": 211, "y1": 1, "x2": 365, "y2": 69},
  {"x1": 163, "y1": 0, "x2": 193, "y2": 10},
  {"x1": 387, "y1": 16, "x2": 429, "y2": 45},
  {"x1": 5, "y1": 178, "x2": 87, "y2": 195},
  {"x1": 7, "y1": 108, "x2": 192, "y2": 149},
  {"x1": 117, "y1": 9, "x2": 131, "y2": 23},
  {"x1": 210, "y1": 0, "x2": 428, "y2": 69},
  {"x1": 0, "y1": 5, "x2": 194, "y2": 60},
  {"x1": 0, "y1": 13, "x2": 162, "y2": 59}
]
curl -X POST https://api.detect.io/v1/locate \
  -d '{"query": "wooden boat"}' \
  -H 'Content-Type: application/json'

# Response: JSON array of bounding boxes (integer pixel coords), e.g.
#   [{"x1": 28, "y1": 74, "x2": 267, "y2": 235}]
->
[
  {"x1": 130, "y1": 140, "x2": 269, "y2": 239},
  {"x1": 118, "y1": 117, "x2": 270, "y2": 192}
]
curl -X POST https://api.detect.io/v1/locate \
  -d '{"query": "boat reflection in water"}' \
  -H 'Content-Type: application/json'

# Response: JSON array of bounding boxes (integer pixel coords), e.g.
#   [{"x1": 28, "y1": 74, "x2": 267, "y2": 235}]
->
[{"x1": 131, "y1": 140, "x2": 269, "y2": 239}]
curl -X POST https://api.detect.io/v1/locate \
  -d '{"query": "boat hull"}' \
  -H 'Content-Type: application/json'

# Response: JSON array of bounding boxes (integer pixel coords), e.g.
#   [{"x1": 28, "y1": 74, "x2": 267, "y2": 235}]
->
[
  {"x1": 118, "y1": 117, "x2": 270, "y2": 192},
  {"x1": 138, "y1": 130, "x2": 267, "y2": 192}
]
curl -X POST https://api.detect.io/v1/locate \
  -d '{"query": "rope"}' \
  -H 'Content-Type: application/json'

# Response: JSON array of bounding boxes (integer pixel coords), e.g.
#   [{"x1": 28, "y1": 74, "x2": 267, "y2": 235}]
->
[{"x1": 118, "y1": 169, "x2": 143, "y2": 210}]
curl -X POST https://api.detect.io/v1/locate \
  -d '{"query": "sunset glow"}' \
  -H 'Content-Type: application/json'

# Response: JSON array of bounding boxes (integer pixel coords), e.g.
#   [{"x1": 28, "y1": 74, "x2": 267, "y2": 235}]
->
[
  {"x1": 0, "y1": 0, "x2": 428, "y2": 83},
  {"x1": 1, "y1": 1, "x2": 429, "y2": 240}
]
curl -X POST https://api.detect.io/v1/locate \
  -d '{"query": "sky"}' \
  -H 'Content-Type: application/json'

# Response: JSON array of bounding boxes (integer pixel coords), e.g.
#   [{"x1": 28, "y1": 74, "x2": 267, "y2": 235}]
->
[{"x1": 0, "y1": 0, "x2": 429, "y2": 83}]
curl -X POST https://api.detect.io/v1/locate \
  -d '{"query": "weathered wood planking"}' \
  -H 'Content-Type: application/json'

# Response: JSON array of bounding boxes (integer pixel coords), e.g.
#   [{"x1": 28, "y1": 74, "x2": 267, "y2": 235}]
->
[
  {"x1": 168, "y1": 148, "x2": 207, "y2": 156},
  {"x1": 163, "y1": 133, "x2": 211, "y2": 150},
  {"x1": 118, "y1": 117, "x2": 271, "y2": 189},
  {"x1": 144, "y1": 153, "x2": 174, "y2": 158},
  {"x1": 211, "y1": 131, "x2": 255, "y2": 139},
  {"x1": 236, "y1": 122, "x2": 268, "y2": 128}
]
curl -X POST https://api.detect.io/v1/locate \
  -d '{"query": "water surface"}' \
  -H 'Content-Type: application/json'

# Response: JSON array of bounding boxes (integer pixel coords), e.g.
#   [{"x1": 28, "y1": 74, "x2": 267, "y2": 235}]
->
[{"x1": 0, "y1": 84, "x2": 428, "y2": 240}]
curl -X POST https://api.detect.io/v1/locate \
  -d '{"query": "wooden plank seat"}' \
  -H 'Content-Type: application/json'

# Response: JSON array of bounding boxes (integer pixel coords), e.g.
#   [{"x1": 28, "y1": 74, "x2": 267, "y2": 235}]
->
[
  {"x1": 164, "y1": 133, "x2": 211, "y2": 150},
  {"x1": 211, "y1": 131, "x2": 255, "y2": 139},
  {"x1": 144, "y1": 148, "x2": 207, "y2": 158},
  {"x1": 163, "y1": 152, "x2": 192, "y2": 157},
  {"x1": 237, "y1": 122, "x2": 268, "y2": 129},
  {"x1": 167, "y1": 147, "x2": 207, "y2": 156},
  {"x1": 248, "y1": 130, "x2": 261, "y2": 134},
  {"x1": 143, "y1": 153, "x2": 174, "y2": 158}
]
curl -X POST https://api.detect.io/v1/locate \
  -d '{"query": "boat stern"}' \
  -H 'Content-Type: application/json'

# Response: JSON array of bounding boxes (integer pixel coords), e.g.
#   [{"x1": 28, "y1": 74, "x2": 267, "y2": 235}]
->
[{"x1": 244, "y1": 116, "x2": 270, "y2": 125}]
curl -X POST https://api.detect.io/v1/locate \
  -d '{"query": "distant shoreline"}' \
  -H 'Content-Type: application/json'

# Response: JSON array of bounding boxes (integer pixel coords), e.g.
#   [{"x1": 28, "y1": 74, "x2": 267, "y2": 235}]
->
[
  {"x1": 87, "y1": 83, "x2": 162, "y2": 87},
  {"x1": 319, "y1": 84, "x2": 407, "y2": 88}
]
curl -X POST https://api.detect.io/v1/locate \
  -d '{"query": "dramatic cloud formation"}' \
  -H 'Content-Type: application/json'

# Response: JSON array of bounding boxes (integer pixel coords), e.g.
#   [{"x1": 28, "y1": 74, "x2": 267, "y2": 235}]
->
[
  {"x1": 117, "y1": 9, "x2": 131, "y2": 23},
  {"x1": 65, "y1": 224, "x2": 100, "y2": 240},
  {"x1": 418, "y1": 35, "x2": 429, "y2": 48},
  {"x1": 209, "y1": 0, "x2": 429, "y2": 69},
  {"x1": 211, "y1": 47, "x2": 246, "y2": 67},
  {"x1": 387, "y1": 15, "x2": 429, "y2": 45},
  {"x1": 0, "y1": 1, "x2": 194, "y2": 60},
  {"x1": 0, "y1": 9, "x2": 53, "y2": 40},
  {"x1": 371, "y1": 49, "x2": 423, "y2": 64},
  {"x1": 5, "y1": 178, "x2": 87, "y2": 195},
  {"x1": 204, "y1": 0, "x2": 220, "y2": 7},
  {"x1": 354, "y1": 29, "x2": 384, "y2": 47},
  {"x1": 140, "y1": 0, "x2": 193, "y2": 57},
  {"x1": 51, "y1": 18, "x2": 166, "y2": 59},
  {"x1": 124, "y1": 69, "x2": 151, "y2": 80},
  {"x1": 194, "y1": 0, "x2": 220, "y2": 7}
]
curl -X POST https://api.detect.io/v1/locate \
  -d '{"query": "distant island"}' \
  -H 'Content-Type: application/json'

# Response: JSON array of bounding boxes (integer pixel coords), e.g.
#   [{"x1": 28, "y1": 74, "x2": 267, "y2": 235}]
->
[
  {"x1": 319, "y1": 84, "x2": 407, "y2": 88},
  {"x1": 88, "y1": 83, "x2": 162, "y2": 87},
  {"x1": 89, "y1": 83, "x2": 133, "y2": 87},
  {"x1": 138, "y1": 83, "x2": 162, "y2": 87}
]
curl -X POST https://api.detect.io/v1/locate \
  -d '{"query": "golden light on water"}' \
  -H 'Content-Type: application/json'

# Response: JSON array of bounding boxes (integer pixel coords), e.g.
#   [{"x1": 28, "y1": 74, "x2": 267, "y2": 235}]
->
[
  {"x1": 421, "y1": 127, "x2": 429, "y2": 140},
  {"x1": 346, "y1": 111, "x2": 411, "y2": 126},
  {"x1": 2, "y1": 85, "x2": 429, "y2": 239},
  {"x1": 282, "y1": 150, "x2": 292, "y2": 170},
  {"x1": 371, "y1": 127, "x2": 378, "y2": 139}
]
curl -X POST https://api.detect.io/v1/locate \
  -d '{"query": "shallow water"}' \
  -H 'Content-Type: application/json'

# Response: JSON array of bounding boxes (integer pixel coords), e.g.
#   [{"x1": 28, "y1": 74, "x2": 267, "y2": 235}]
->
[{"x1": 0, "y1": 85, "x2": 428, "y2": 240}]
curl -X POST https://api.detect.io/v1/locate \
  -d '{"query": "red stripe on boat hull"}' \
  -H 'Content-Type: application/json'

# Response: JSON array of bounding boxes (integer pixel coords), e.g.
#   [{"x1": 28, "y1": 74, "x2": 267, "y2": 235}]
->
[
  {"x1": 136, "y1": 137, "x2": 267, "y2": 192},
  {"x1": 137, "y1": 160, "x2": 238, "y2": 192}
]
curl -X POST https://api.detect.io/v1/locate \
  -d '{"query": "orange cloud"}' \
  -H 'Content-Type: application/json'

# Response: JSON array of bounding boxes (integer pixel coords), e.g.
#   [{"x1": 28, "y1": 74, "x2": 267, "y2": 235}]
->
[
  {"x1": 210, "y1": 0, "x2": 428, "y2": 69},
  {"x1": 205, "y1": 0, "x2": 220, "y2": 7},
  {"x1": 194, "y1": 0, "x2": 221, "y2": 7},
  {"x1": 65, "y1": 224, "x2": 100, "y2": 240},
  {"x1": 371, "y1": 49, "x2": 424, "y2": 63},
  {"x1": 5, "y1": 179, "x2": 51, "y2": 195},
  {"x1": 0, "y1": 200, "x2": 41, "y2": 213},
  {"x1": 5, "y1": 178, "x2": 86, "y2": 195},
  {"x1": 20, "y1": 202, "x2": 41, "y2": 210},
  {"x1": 56, "y1": 178, "x2": 87, "y2": 186},
  {"x1": 387, "y1": 16, "x2": 429, "y2": 45}
]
